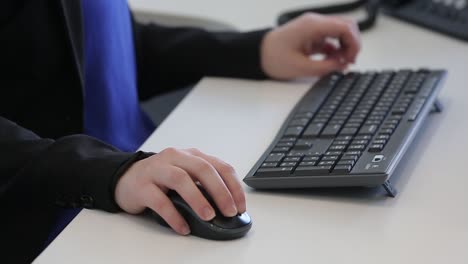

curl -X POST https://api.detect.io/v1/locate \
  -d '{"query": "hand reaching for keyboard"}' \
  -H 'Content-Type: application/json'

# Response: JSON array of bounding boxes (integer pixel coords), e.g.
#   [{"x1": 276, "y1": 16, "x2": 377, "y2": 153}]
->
[{"x1": 260, "y1": 13, "x2": 361, "y2": 79}]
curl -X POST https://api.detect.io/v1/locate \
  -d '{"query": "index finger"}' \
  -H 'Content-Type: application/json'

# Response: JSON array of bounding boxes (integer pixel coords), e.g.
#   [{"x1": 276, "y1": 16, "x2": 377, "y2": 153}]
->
[{"x1": 186, "y1": 149, "x2": 247, "y2": 214}]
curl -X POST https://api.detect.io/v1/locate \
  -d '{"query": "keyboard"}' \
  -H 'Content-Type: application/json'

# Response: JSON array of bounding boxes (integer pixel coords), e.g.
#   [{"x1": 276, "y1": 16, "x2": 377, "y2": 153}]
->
[
  {"x1": 243, "y1": 69, "x2": 447, "y2": 196},
  {"x1": 383, "y1": 0, "x2": 468, "y2": 42}
]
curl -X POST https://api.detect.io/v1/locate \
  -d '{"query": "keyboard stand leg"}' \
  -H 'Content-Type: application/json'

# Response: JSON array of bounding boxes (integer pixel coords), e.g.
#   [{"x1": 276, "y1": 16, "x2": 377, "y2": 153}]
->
[
  {"x1": 431, "y1": 99, "x2": 443, "y2": 114},
  {"x1": 382, "y1": 180, "x2": 397, "y2": 198}
]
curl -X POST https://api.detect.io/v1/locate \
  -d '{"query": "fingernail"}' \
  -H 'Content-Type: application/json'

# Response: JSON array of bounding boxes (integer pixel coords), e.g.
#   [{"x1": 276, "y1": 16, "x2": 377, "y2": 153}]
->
[
  {"x1": 203, "y1": 206, "x2": 215, "y2": 220},
  {"x1": 180, "y1": 224, "x2": 191, "y2": 235},
  {"x1": 227, "y1": 203, "x2": 238, "y2": 217},
  {"x1": 236, "y1": 198, "x2": 247, "y2": 214}
]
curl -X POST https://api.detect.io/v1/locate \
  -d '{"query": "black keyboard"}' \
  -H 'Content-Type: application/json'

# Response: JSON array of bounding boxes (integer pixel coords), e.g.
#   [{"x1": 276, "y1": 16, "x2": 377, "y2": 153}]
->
[
  {"x1": 243, "y1": 69, "x2": 447, "y2": 196},
  {"x1": 383, "y1": 0, "x2": 468, "y2": 42}
]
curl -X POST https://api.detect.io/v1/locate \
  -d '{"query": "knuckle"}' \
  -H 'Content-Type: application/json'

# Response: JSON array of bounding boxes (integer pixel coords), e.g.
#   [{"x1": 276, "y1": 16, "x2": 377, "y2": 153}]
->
[
  {"x1": 219, "y1": 163, "x2": 236, "y2": 176},
  {"x1": 161, "y1": 147, "x2": 179, "y2": 156},
  {"x1": 341, "y1": 17, "x2": 354, "y2": 25},
  {"x1": 300, "y1": 12, "x2": 320, "y2": 23},
  {"x1": 168, "y1": 169, "x2": 189, "y2": 186},
  {"x1": 187, "y1": 148, "x2": 202, "y2": 155},
  {"x1": 196, "y1": 159, "x2": 213, "y2": 173},
  {"x1": 346, "y1": 23, "x2": 356, "y2": 33},
  {"x1": 336, "y1": 20, "x2": 350, "y2": 32}
]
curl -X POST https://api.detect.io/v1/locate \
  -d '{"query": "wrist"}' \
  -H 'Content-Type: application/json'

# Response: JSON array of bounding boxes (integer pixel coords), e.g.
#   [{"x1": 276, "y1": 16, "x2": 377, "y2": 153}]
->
[{"x1": 111, "y1": 151, "x2": 155, "y2": 212}]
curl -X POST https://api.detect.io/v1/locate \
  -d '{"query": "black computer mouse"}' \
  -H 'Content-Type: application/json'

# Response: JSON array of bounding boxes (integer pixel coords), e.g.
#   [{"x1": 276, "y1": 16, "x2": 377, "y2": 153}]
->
[{"x1": 148, "y1": 186, "x2": 252, "y2": 240}]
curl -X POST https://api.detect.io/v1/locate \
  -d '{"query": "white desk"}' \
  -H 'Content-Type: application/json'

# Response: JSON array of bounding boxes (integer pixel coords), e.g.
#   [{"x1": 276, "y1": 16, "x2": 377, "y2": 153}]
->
[{"x1": 35, "y1": 1, "x2": 468, "y2": 263}]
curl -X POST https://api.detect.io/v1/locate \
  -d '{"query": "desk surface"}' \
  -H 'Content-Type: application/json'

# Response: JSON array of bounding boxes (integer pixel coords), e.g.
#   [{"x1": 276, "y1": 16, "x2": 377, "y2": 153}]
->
[{"x1": 35, "y1": 1, "x2": 468, "y2": 263}]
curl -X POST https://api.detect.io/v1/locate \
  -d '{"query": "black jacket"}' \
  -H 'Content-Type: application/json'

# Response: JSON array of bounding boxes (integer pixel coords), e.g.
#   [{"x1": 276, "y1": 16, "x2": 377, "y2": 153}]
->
[{"x1": 0, "y1": 0, "x2": 267, "y2": 262}]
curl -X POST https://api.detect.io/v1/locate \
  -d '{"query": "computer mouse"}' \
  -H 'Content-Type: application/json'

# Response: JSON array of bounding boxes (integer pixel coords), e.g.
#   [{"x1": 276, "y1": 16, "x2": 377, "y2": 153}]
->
[{"x1": 148, "y1": 186, "x2": 252, "y2": 240}]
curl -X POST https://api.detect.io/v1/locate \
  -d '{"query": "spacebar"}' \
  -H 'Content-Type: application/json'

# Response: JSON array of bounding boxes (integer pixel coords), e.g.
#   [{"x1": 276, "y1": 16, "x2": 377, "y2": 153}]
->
[
  {"x1": 255, "y1": 167, "x2": 293, "y2": 177},
  {"x1": 295, "y1": 166, "x2": 331, "y2": 176}
]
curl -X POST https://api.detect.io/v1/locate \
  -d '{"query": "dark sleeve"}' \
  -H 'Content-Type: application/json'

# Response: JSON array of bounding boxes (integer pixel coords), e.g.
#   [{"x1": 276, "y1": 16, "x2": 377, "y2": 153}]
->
[
  {"x1": 0, "y1": 116, "x2": 152, "y2": 212},
  {"x1": 133, "y1": 21, "x2": 270, "y2": 100}
]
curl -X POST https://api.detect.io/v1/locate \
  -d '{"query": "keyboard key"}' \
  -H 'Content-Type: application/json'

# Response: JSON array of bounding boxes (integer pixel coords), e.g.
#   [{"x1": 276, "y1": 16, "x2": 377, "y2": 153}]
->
[
  {"x1": 347, "y1": 144, "x2": 366, "y2": 151},
  {"x1": 375, "y1": 135, "x2": 390, "y2": 141},
  {"x1": 295, "y1": 166, "x2": 332, "y2": 175},
  {"x1": 325, "y1": 151, "x2": 343, "y2": 156},
  {"x1": 388, "y1": 115, "x2": 403, "y2": 121},
  {"x1": 322, "y1": 155, "x2": 339, "y2": 161},
  {"x1": 351, "y1": 140, "x2": 369, "y2": 145},
  {"x1": 265, "y1": 153, "x2": 285, "y2": 162},
  {"x1": 289, "y1": 118, "x2": 309, "y2": 127},
  {"x1": 368, "y1": 144, "x2": 384, "y2": 152},
  {"x1": 303, "y1": 123, "x2": 325, "y2": 138},
  {"x1": 302, "y1": 155, "x2": 321, "y2": 161},
  {"x1": 272, "y1": 147, "x2": 291, "y2": 153},
  {"x1": 344, "y1": 151, "x2": 361, "y2": 156},
  {"x1": 380, "y1": 128, "x2": 394, "y2": 135},
  {"x1": 279, "y1": 137, "x2": 297, "y2": 142},
  {"x1": 335, "y1": 136, "x2": 353, "y2": 141},
  {"x1": 343, "y1": 123, "x2": 361, "y2": 128},
  {"x1": 368, "y1": 115, "x2": 385, "y2": 121},
  {"x1": 358, "y1": 125, "x2": 378, "y2": 135},
  {"x1": 329, "y1": 145, "x2": 346, "y2": 151},
  {"x1": 286, "y1": 152, "x2": 304, "y2": 157},
  {"x1": 294, "y1": 139, "x2": 313, "y2": 149},
  {"x1": 392, "y1": 107, "x2": 407, "y2": 115},
  {"x1": 284, "y1": 157, "x2": 301, "y2": 162},
  {"x1": 347, "y1": 118, "x2": 364, "y2": 124},
  {"x1": 385, "y1": 119, "x2": 400, "y2": 125},
  {"x1": 333, "y1": 140, "x2": 350, "y2": 146},
  {"x1": 285, "y1": 127, "x2": 304, "y2": 137},
  {"x1": 255, "y1": 167, "x2": 293, "y2": 177},
  {"x1": 419, "y1": 75, "x2": 439, "y2": 97},
  {"x1": 340, "y1": 155, "x2": 359, "y2": 162},
  {"x1": 280, "y1": 162, "x2": 297, "y2": 167},
  {"x1": 337, "y1": 160, "x2": 355, "y2": 166},
  {"x1": 372, "y1": 139, "x2": 387, "y2": 145},
  {"x1": 354, "y1": 135, "x2": 372, "y2": 140},
  {"x1": 339, "y1": 127, "x2": 358, "y2": 136},
  {"x1": 294, "y1": 112, "x2": 314, "y2": 119},
  {"x1": 261, "y1": 162, "x2": 278, "y2": 168},
  {"x1": 408, "y1": 98, "x2": 427, "y2": 121},
  {"x1": 331, "y1": 165, "x2": 352, "y2": 174},
  {"x1": 318, "y1": 161, "x2": 335, "y2": 166},
  {"x1": 299, "y1": 161, "x2": 318, "y2": 167},
  {"x1": 276, "y1": 142, "x2": 294, "y2": 148},
  {"x1": 303, "y1": 156, "x2": 321, "y2": 162},
  {"x1": 314, "y1": 118, "x2": 328, "y2": 123},
  {"x1": 364, "y1": 120, "x2": 380, "y2": 125},
  {"x1": 288, "y1": 150, "x2": 322, "y2": 157},
  {"x1": 381, "y1": 124, "x2": 396, "y2": 130}
]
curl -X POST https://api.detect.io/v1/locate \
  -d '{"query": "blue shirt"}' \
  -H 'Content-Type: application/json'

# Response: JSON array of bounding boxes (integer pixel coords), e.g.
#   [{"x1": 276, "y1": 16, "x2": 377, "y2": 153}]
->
[
  {"x1": 81, "y1": 0, "x2": 154, "y2": 152},
  {"x1": 47, "y1": 0, "x2": 154, "y2": 246}
]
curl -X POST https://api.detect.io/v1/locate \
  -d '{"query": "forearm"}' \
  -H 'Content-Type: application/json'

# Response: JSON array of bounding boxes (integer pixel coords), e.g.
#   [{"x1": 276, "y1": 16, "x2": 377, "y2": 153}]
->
[
  {"x1": 0, "y1": 116, "x2": 150, "y2": 212},
  {"x1": 133, "y1": 22, "x2": 269, "y2": 100}
]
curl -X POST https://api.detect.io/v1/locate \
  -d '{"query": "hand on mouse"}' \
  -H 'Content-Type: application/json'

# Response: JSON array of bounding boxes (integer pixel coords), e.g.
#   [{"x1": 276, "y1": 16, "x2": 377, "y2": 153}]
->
[
  {"x1": 260, "y1": 13, "x2": 361, "y2": 79},
  {"x1": 114, "y1": 148, "x2": 246, "y2": 235}
]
